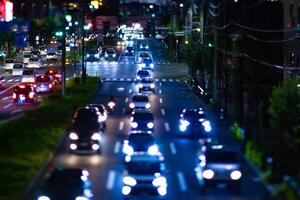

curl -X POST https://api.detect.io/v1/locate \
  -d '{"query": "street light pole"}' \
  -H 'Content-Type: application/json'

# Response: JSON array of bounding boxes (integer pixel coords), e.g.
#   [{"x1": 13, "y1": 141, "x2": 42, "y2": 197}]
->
[
  {"x1": 61, "y1": 26, "x2": 66, "y2": 96},
  {"x1": 81, "y1": 0, "x2": 87, "y2": 84}
]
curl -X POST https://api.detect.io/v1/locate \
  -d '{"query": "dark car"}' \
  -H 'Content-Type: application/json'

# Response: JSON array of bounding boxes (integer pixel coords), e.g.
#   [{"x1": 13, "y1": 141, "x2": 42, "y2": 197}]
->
[
  {"x1": 45, "y1": 69, "x2": 61, "y2": 85},
  {"x1": 125, "y1": 46, "x2": 134, "y2": 56},
  {"x1": 35, "y1": 75, "x2": 53, "y2": 93},
  {"x1": 130, "y1": 109, "x2": 154, "y2": 132},
  {"x1": 178, "y1": 108, "x2": 212, "y2": 138},
  {"x1": 141, "y1": 58, "x2": 154, "y2": 71},
  {"x1": 69, "y1": 107, "x2": 103, "y2": 153},
  {"x1": 86, "y1": 104, "x2": 108, "y2": 130},
  {"x1": 122, "y1": 132, "x2": 160, "y2": 156},
  {"x1": 138, "y1": 78, "x2": 155, "y2": 93},
  {"x1": 86, "y1": 49, "x2": 100, "y2": 61},
  {"x1": 12, "y1": 84, "x2": 37, "y2": 104},
  {"x1": 36, "y1": 167, "x2": 93, "y2": 200},
  {"x1": 136, "y1": 70, "x2": 150, "y2": 81},
  {"x1": 195, "y1": 145, "x2": 242, "y2": 192},
  {"x1": 0, "y1": 76, "x2": 4, "y2": 89}
]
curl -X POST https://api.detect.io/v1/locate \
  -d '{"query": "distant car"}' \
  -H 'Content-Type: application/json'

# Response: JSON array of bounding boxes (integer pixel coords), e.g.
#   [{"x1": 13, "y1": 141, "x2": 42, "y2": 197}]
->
[
  {"x1": 23, "y1": 53, "x2": 31, "y2": 64},
  {"x1": 0, "y1": 49, "x2": 6, "y2": 58},
  {"x1": 129, "y1": 94, "x2": 151, "y2": 110},
  {"x1": 36, "y1": 167, "x2": 93, "y2": 200},
  {"x1": 35, "y1": 75, "x2": 53, "y2": 93},
  {"x1": 104, "y1": 48, "x2": 117, "y2": 61},
  {"x1": 125, "y1": 46, "x2": 134, "y2": 56},
  {"x1": 137, "y1": 51, "x2": 150, "y2": 63},
  {"x1": 3, "y1": 58, "x2": 14, "y2": 70},
  {"x1": 178, "y1": 108, "x2": 212, "y2": 138},
  {"x1": 45, "y1": 69, "x2": 61, "y2": 85},
  {"x1": 86, "y1": 49, "x2": 100, "y2": 61},
  {"x1": 136, "y1": 70, "x2": 150, "y2": 81},
  {"x1": 31, "y1": 50, "x2": 41, "y2": 58},
  {"x1": 122, "y1": 155, "x2": 167, "y2": 198},
  {"x1": 86, "y1": 104, "x2": 108, "y2": 131},
  {"x1": 122, "y1": 132, "x2": 160, "y2": 156},
  {"x1": 0, "y1": 76, "x2": 4, "y2": 89},
  {"x1": 12, "y1": 63, "x2": 24, "y2": 76},
  {"x1": 195, "y1": 145, "x2": 242, "y2": 191},
  {"x1": 46, "y1": 52, "x2": 58, "y2": 60},
  {"x1": 27, "y1": 57, "x2": 42, "y2": 68},
  {"x1": 139, "y1": 43, "x2": 149, "y2": 50},
  {"x1": 12, "y1": 84, "x2": 37, "y2": 104},
  {"x1": 117, "y1": 40, "x2": 126, "y2": 46},
  {"x1": 21, "y1": 69, "x2": 36, "y2": 83},
  {"x1": 139, "y1": 78, "x2": 155, "y2": 93},
  {"x1": 141, "y1": 58, "x2": 154, "y2": 71},
  {"x1": 130, "y1": 109, "x2": 154, "y2": 132}
]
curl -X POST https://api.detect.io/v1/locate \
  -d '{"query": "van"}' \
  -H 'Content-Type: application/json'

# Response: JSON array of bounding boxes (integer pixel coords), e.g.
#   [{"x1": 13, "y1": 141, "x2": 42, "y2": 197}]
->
[{"x1": 12, "y1": 63, "x2": 24, "y2": 76}]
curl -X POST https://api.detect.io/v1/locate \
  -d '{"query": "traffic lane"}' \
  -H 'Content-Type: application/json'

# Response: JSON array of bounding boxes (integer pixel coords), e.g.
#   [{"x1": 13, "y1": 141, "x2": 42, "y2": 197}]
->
[
  {"x1": 148, "y1": 38, "x2": 171, "y2": 63},
  {"x1": 152, "y1": 64, "x2": 188, "y2": 79}
]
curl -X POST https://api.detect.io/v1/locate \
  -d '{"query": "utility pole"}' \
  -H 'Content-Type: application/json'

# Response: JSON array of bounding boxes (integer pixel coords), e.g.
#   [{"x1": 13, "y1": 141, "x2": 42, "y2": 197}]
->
[
  {"x1": 213, "y1": 22, "x2": 218, "y2": 100},
  {"x1": 62, "y1": 29, "x2": 66, "y2": 96}
]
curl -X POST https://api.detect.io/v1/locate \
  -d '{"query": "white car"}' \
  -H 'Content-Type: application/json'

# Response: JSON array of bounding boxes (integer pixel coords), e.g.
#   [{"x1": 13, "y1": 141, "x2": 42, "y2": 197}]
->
[
  {"x1": 137, "y1": 51, "x2": 151, "y2": 63},
  {"x1": 27, "y1": 58, "x2": 42, "y2": 68},
  {"x1": 136, "y1": 70, "x2": 151, "y2": 81},
  {"x1": 46, "y1": 52, "x2": 57, "y2": 60},
  {"x1": 104, "y1": 48, "x2": 117, "y2": 61},
  {"x1": 12, "y1": 63, "x2": 24, "y2": 76},
  {"x1": 21, "y1": 69, "x2": 36, "y2": 83},
  {"x1": 139, "y1": 78, "x2": 155, "y2": 93},
  {"x1": 3, "y1": 59, "x2": 14, "y2": 70},
  {"x1": 129, "y1": 94, "x2": 151, "y2": 110},
  {"x1": 23, "y1": 53, "x2": 31, "y2": 64}
]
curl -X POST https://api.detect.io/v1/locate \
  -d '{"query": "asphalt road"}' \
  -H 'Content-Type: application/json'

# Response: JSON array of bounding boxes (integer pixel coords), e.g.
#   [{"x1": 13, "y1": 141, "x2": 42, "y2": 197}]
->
[{"x1": 25, "y1": 39, "x2": 273, "y2": 200}]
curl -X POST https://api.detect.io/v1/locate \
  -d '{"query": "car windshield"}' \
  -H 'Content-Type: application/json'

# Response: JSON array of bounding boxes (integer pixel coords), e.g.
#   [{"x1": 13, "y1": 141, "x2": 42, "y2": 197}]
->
[
  {"x1": 48, "y1": 53, "x2": 55, "y2": 55},
  {"x1": 46, "y1": 169, "x2": 83, "y2": 189},
  {"x1": 206, "y1": 151, "x2": 239, "y2": 163},
  {"x1": 5, "y1": 59, "x2": 14, "y2": 63},
  {"x1": 36, "y1": 76, "x2": 50, "y2": 82},
  {"x1": 140, "y1": 53, "x2": 149, "y2": 58},
  {"x1": 132, "y1": 95, "x2": 148, "y2": 102},
  {"x1": 141, "y1": 79, "x2": 153, "y2": 84},
  {"x1": 133, "y1": 112, "x2": 153, "y2": 121},
  {"x1": 184, "y1": 111, "x2": 206, "y2": 120},
  {"x1": 126, "y1": 47, "x2": 133, "y2": 51},
  {"x1": 23, "y1": 70, "x2": 34, "y2": 75},
  {"x1": 87, "y1": 50, "x2": 98, "y2": 54},
  {"x1": 143, "y1": 59, "x2": 152, "y2": 64},
  {"x1": 29, "y1": 58, "x2": 39, "y2": 62},
  {"x1": 13, "y1": 64, "x2": 23, "y2": 69},
  {"x1": 127, "y1": 161, "x2": 161, "y2": 175},
  {"x1": 107, "y1": 49, "x2": 115, "y2": 54},
  {"x1": 137, "y1": 70, "x2": 149, "y2": 76},
  {"x1": 129, "y1": 133, "x2": 154, "y2": 146},
  {"x1": 75, "y1": 109, "x2": 98, "y2": 124}
]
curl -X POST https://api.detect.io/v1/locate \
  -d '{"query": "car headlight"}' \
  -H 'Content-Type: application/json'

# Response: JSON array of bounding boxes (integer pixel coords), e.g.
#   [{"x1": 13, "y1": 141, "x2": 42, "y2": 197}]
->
[
  {"x1": 150, "y1": 63, "x2": 154, "y2": 68},
  {"x1": 125, "y1": 50, "x2": 128, "y2": 53},
  {"x1": 91, "y1": 133, "x2": 101, "y2": 141},
  {"x1": 146, "y1": 46, "x2": 149, "y2": 49},
  {"x1": 145, "y1": 103, "x2": 151, "y2": 109},
  {"x1": 117, "y1": 41, "x2": 121, "y2": 45},
  {"x1": 157, "y1": 186, "x2": 167, "y2": 196},
  {"x1": 230, "y1": 170, "x2": 242, "y2": 180},
  {"x1": 202, "y1": 120, "x2": 210, "y2": 127},
  {"x1": 180, "y1": 119, "x2": 190, "y2": 127},
  {"x1": 179, "y1": 125, "x2": 187, "y2": 132},
  {"x1": 139, "y1": 83, "x2": 143, "y2": 88},
  {"x1": 113, "y1": 54, "x2": 116, "y2": 57},
  {"x1": 105, "y1": 53, "x2": 108, "y2": 57},
  {"x1": 123, "y1": 143, "x2": 134, "y2": 155},
  {"x1": 129, "y1": 103, "x2": 135, "y2": 109},
  {"x1": 123, "y1": 176, "x2": 137, "y2": 186},
  {"x1": 122, "y1": 185, "x2": 131, "y2": 195},
  {"x1": 152, "y1": 176, "x2": 167, "y2": 187},
  {"x1": 131, "y1": 121, "x2": 138, "y2": 128},
  {"x1": 137, "y1": 76, "x2": 141, "y2": 80},
  {"x1": 86, "y1": 54, "x2": 90, "y2": 57},
  {"x1": 75, "y1": 197, "x2": 89, "y2": 200},
  {"x1": 203, "y1": 169, "x2": 214, "y2": 179},
  {"x1": 147, "y1": 122, "x2": 154, "y2": 129},
  {"x1": 150, "y1": 84, "x2": 155, "y2": 88},
  {"x1": 69, "y1": 132, "x2": 78, "y2": 140},
  {"x1": 202, "y1": 120, "x2": 212, "y2": 132},
  {"x1": 70, "y1": 143, "x2": 77, "y2": 150},
  {"x1": 38, "y1": 196, "x2": 50, "y2": 200},
  {"x1": 98, "y1": 114, "x2": 107, "y2": 122},
  {"x1": 141, "y1": 63, "x2": 146, "y2": 67},
  {"x1": 148, "y1": 144, "x2": 159, "y2": 155}
]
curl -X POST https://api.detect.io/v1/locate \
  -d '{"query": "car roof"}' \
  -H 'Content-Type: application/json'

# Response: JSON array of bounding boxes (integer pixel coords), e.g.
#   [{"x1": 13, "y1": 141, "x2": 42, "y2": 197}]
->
[
  {"x1": 132, "y1": 109, "x2": 152, "y2": 114},
  {"x1": 127, "y1": 154, "x2": 164, "y2": 163}
]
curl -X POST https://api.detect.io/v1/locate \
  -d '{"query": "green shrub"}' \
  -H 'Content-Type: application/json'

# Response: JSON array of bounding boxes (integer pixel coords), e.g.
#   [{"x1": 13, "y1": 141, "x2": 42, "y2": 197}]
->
[
  {"x1": 245, "y1": 141, "x2": 265, "y2": 169},
  {"x1": 230, "y1": 122, "x2": 244, "y2": 141},
  {"x1": 277, "y1": 180, "x2": 300, "y2": 200}
]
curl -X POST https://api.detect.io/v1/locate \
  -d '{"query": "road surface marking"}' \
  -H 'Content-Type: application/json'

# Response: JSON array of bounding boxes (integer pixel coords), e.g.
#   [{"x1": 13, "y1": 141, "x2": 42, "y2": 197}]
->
[
  {"x1": 159, "y1": 98, "x2": 163, "y2": 104},
  {"x1": 120, "y1": 78, "x2": 124, "y2": 81},
  {"x1": 169, "y1": 79, "x2": 173, "y2": 82},
  {"x1": 125, "y1": 97, "x2": 129, "y2": 103},
  {"x1": 129, "y1": 89, "x2": 132, "y2": 93},
  {"x1": 113, "y1": 78, "x2": 117, "y2": 81},
  {"x1": 119, "y1": 121, "x2": 124, "y2": 131},
  {"x1": 11, "y1": 109, "x2": 22, "y2": 115},
  {"x1": 159, "y1": 82, "x2": 162, "y2": 86},
  {"x1": 114, "y1": 141, "x2": 121, "y2": 154},
  {"x1": 162, "y1": 79, "x2": 166, "y2": 82},
  {"x1": 49, "y1": 63, "x2": 54, "y2": 66},
  {"x1": 164, "y1": 122, "x2": 170, "y2": 132},
  {"x1": 15, "y1": 79, "x2": 20, "y2": 82},
  {"x1": 169, "y1": 142, "x2": 177, "y2": 155},
  {"x1": 177, "y1": 172, "x2": 188, "y2": 192},
  {"x1": 122, "y1": 108, "x2": 126, "y2": 113},
  {"x1": 161, "y1": 108, "x2": 165, "y2": 116},
  {"x1": 176, "y1": 79, "x2": 180, "y2": 82},
  {"x1": 3, "y1": 103, "x2": 12, "y2": 109},
  {"x1": 155, "y1": 79, "x2": 159, "y2": 82},
  {"x1": 126, "y1": 78, "x2": 131, "y2": 81},
  {"x1": 2, "y1": 96, "x2": 11, "y2": 101},
  {"x1": 7, "y1": 79, "x2": 13, "y2": 82},
  {"x1": 159, "y1": 89, "x2": 162, "y2": 94},
  {"x1": 106, "y1": 170, "x2": 116, "y2": 190}
]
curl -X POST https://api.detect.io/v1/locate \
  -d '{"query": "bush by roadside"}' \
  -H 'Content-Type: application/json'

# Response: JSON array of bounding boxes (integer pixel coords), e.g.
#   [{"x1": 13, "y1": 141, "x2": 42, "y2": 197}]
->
[{"x1": 0, "y1": 77, "x2": 99, "y2": 200}]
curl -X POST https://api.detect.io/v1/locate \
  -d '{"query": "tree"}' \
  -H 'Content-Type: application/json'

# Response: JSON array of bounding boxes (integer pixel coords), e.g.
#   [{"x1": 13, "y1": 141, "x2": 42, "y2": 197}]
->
[
  {"x1": 183, "y1": 40, "x2": 202, "y2": 77},
  {"x1": 269, "y1": 78, "x2": 300, "y2": 146}
]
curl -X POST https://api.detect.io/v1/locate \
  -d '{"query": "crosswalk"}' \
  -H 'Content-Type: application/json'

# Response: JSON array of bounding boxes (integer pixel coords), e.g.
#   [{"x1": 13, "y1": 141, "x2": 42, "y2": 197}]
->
[
  {"x1": 101, "y1": 78, "x2": 183, "y2": 83},
  {"x1": 1, "y1": 78, "x2": 20, "y2": 83},
  {"x1": 91, "y1": 61, "x2": 172, "y2": 65}
]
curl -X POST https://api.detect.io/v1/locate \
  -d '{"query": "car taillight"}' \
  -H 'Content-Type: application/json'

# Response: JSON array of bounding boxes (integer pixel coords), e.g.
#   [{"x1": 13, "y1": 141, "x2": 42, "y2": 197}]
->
[
  {"x1": 55, "y1": 74, "x2": 61, "y2": 78},
  {"x1": 33, "y1": 84, "x2": 37, "y2": 87},
  {"x1": 12, "y1": 93, "x2": 16, "y2": 99},
  {"x1": 29, "y1": 92, "x2": 34, "y2": 98},
  {"x1": 49, "y1": 84, "x2": 52, "y2": 88}
]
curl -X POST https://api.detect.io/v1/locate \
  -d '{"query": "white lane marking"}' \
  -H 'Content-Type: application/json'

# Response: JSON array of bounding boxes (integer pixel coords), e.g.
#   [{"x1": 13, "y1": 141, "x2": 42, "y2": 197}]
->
[
  {"x1": 159, "y1": 98, "x2": 163, "y2": 104},
  {"x1": 161, "y1": 108, "x2": 165, "y2": 116},
  {"x1": 11, "y1": 109, "x2": 22, "y2": 115},
  {"x1": 114, "y1": 141, "x2": 121, "y2": 154},
  {"x1": 15, "y1": 79, "x2": 20, "y2": 82},
  {"x1": 164, "y1": 122, "x2": 170, "y2": 132},
  {"x1": 120, "y1": 78, "x2": 124, "y2": 81},
  {"x1": 155, "y1": 79, "x2": 159, "y2": 82},
  {"x1": 127, "y1": 78, "x2": 131, "y2": 81},
  {"x1": 113, "y1": 78, "x2": 117, "y2": 81},
  {"x1": 119, "y1": 121, "x2": 124, "y2": 130},
  {"x1": 2, "y1": 96, "x2": 11, "y2": 101},
  {"x1": 162, "y1": 79, "x2": 166, "y2": 82},
  {"x1": 169, "y1": 79, "x2": 173, "y2": 82},
  {"x1": 49, "y1": 63, "x2": 54, "y2": 66},
  {"x1": 159, "y1": 82, "x2": 162, "y2": 86},
  {"x1": 159, "y1": 89, "x2": 162, "y2": 94},
  {"x1": 169, "y1": 142, "x2": 177, "y2": 155},
  {"x1": 7, "y1": 79, "x2": 13, "y2": 82},
  {"x1": 0, "y1": 84, "x2": 18, "y2": 94},
  {"x1": 177, "y1": 172, "x2": 188, "y2": 192},
  {"x1": 106, "y1": 170, "x2": 116, "y2": 190},
  {"x1": 125, "y1": 97, "x2": 129, "y2": 103},
  {"x1": 129, "y1": 89, "x2": 132, "y2": 93},
  {"x1": 3, "y1": 103, "x2": 12, "y2": 109},
  {"x1": 176, "y1": 79, "x2": 180, "y2": 82},
  {"x1": 122, "y1": 108, "x2": 126, "y2": 113}
]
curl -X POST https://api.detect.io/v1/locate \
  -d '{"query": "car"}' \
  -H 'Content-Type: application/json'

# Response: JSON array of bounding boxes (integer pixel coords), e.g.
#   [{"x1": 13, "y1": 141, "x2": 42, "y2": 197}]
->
[
  {"x1": 139, "y1": 43, "x2": 149, "y2": 50},
  {"x1": 129, "y1": 94, "x2": 151, "y2": 110},
  {"x1": 45, "y1": 69, "x2": 61, "y2": 85},
  {"x1": 27, "y1": 57, "x2": 42, "y2": 68},
  {"x1": 3, "y1": 58, "x2": 14, "y2": 70},
  {"x1": 122, "y1": 155, "x2": 167, "y2": 198},
  {"x1": 86, "y1": 49, "x2": 100, "y2": 61},
  {"x1": 0, "y1": 49, "x2": 6, "y2": 58},
  {"x1": 139, "y1": 78, "x2": 155, "y2": 93},
  {"x1": 140, "y1": 58, "x2": 154, "y2": 71},
  {"x1": 195, "y1": 145, "x2": 242, "y2": 191},
  {"x1": 104, "y1": 48, "x2": 117, "y2": 61},
  {"x1": 31, "y1": 50, "x2": 41, "y2": 58},
  {"x1": 136, "y1": 70, "x2": 151, "y2": 81},
  {"x1": 21, "y1": 69, "x2": 36, "y2": 84},
  {"x1": 12, "y1": 84, "x2": 37, "y2": 104},
  {"x1": 0, "y1": 76, "x2": 4, "y2": 89},
  {"x1": 12, "y1": 63, "x2": 24, "y2": 76},
  {"x1": 36, "y1": 167, "x2": 93, "y2": 200},
  {"x1": 137, "y1": 51, "x2": 151, "y2": 63},
  {"x1": 130, "y1": 109, "x2": 154, "y2": 132},
  {"x1": 178, "y1": 108, "x2": 212, "y2": 138},
  {"x1": 86, "y1": 104, "x2": 108, "y2": 131},
  {"x1": 125, "y1": 46, "x2": 134, "y2": 56},
  {"x1": 122, "y1": 132, "x2": 160, "y2": 156},
  {"x1": 117, "y1": 40, "x2": 126, "y2": 46},
  {"x1": 46, "y1": 52, "x2": 58, "y2": 60},
  {"x1": 35, "y1": 75, "x2": 53, "y2": 93},
  {"x1": 23, "y1": 53, "x2": 31, "y2": 64}
]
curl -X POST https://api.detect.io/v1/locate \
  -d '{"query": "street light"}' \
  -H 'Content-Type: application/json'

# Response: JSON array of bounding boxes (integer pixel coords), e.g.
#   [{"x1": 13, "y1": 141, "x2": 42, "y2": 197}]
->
[{"x1": 180, "y1": 3, "x2": 184, "y2": 8}]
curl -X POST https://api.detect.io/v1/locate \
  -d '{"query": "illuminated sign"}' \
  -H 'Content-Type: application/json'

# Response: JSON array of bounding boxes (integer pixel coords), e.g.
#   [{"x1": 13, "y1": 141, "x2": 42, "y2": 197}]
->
[{"x1": 0, "y1": 0, "x2": 13, "y2": 22}]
